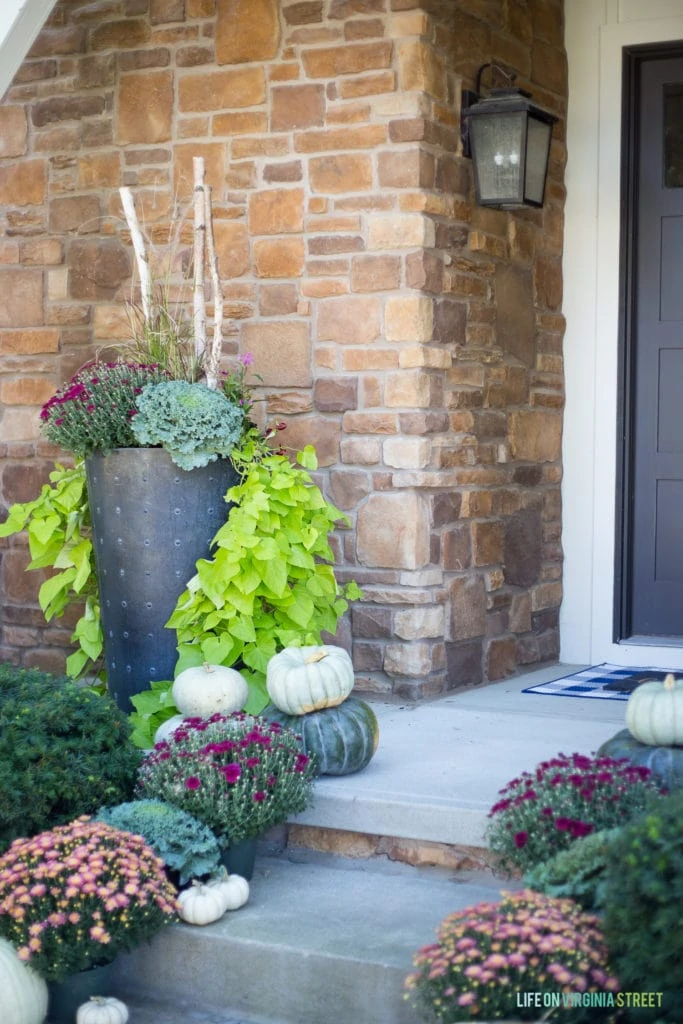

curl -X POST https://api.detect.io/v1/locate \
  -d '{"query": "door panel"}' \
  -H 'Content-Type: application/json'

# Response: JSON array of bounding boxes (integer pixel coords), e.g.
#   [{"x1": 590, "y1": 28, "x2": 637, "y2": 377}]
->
[{"x1": 629, "y1": 55, "x2": 683, "y2": 637}]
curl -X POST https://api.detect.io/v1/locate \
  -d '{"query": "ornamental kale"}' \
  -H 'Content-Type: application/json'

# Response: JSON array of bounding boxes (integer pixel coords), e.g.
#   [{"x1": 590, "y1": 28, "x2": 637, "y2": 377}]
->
[
  {"x1": 486, "y1": 752, "x2": 662, "y2": 873},
  {"x1": 131, "y1": 380, "x2": 243, "y2": 470},
  {"x1": 405, "y1": 889, "x2": 619, "y2": 1023},
  {"x1": 136, "y1": 712, "x2": 316, "y2": 846},
  {"x1": 95, "y1": 799, "x2": 221, "y2": 885},
  {"x1": 40, "y1": 361, "x2": 170, "y2": 457}
]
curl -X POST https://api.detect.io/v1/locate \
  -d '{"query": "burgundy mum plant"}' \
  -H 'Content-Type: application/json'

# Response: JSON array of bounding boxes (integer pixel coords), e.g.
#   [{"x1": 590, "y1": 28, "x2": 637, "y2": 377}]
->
[
  {"x1": 405, "y1": 890, "x2": 619, "y2": 1023},
  {"x1": 0, "y1": 817, "x2": 176, "y2": 982},
  {"x1": 136, "y1": 712, "x2": 316, "y2": 847},
  {"x1": 486, "y1": 752, "x2": 662, "y2": 872}
]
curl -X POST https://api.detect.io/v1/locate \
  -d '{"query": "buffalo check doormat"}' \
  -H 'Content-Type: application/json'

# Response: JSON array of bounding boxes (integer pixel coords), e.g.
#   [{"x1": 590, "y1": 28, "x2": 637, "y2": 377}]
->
[{"x1": 522, "y1": 664, "x2": 675, "y2": 700}]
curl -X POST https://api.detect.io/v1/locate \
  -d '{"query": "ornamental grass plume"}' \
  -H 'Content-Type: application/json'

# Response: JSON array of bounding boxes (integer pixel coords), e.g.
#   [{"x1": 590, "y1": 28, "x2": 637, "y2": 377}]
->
[
  {"x1": 136, "y1": 712, "x2": 316, "y2": 846},
  {"x1": 405, "y1": 889, "x2": 619, "y2": 1023},
  {"x1": 0, "y1": 817, "x2": 177, "y2": 982},
  {"x1": 486, "y1": 752, "x2": 662, "y2": 873}
]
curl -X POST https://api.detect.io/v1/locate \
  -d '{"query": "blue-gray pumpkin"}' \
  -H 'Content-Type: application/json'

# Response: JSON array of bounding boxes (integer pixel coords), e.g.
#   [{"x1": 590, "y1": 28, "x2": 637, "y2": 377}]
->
[
  {"x1": 263, "y1": 698, "x2": 379, "y2": 776},
  {"x1": 597, "y1": 729, "x2": 683, "y2": 790}
]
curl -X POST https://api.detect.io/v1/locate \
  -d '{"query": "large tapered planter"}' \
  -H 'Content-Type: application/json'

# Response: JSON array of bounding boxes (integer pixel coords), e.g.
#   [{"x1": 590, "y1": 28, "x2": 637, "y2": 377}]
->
[{"x1": 85, "y1": 449, "x2": 238, "y2": 713}]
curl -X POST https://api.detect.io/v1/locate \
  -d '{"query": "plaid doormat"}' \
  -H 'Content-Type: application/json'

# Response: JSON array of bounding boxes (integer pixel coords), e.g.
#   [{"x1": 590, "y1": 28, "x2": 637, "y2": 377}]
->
[{"x1": 522, "y1": 664, "x2": 675, "y2": 700}]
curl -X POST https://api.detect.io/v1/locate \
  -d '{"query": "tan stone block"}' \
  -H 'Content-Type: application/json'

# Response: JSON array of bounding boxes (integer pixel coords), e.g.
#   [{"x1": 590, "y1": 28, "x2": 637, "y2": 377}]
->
[
  {"x1": 67, "y1": 239, "x2": 130, "y2": 300},
  {"x1": 232, "y1": 136, "x2": 289, "y2": 158},
  {"x1": 0, "y1": 161, "x2": 46, "y2": 207},
  {"x1": 179, "y1": 67, "x2": 266, "y2": 112},
  {"x1": 339, "y1": 71, "x2": 396, "y2": 99},
  {"x1": 187, "y1": 0, "x2": 214, "y2": 15},
  {"x1": 317, "y1": 295, "x2": 381, "y2": 344},
  {"x1": 308, "y1": 215, "x2": 360, "y2": 233},
  {"x1": 301, "y1": 279, "x2": 347, "y2": 297},
  {"x1": 309, "y1": 153, "x2": 372, "y2": 194},
  {"x1": 0, "y1": 270, "x2": 43, "y2": 327},
  {"x1": 212, "y1": 111, "x2": 268, "y2": 136},
  {"x1": 399, "y1": 40, "x2": 446, "y2": 101},
  {"x1": 174, "y1": 143, "x2": 227, "y2": 197},
  {"x1": 0, "y1": 241, "x2": 19, "y2": 264},
  {"x1": 253, "y1": 238, "x2": 305, "y2": 278},
  {"x1": 288, "y1": 825, "x2": 378, "y2": 858},
  {"x1": 1, "y1": 377, "x2": 54, "y2": 405},
  {"x1": 447, "y1": 364, "x2": 485, "y2": 387},
  {"x1": 0, "y1": 329, "x2": 58, "y2": 354},
  {"x1": 385, "y1": 370, "x2": 431, "y2": 408},
  {"x1": 117, "y1": 71, "x2": 173, "y2": 145},
  {"x1": 0, "y1": 408, "x2": 42, "y2": 442},
  {"x1": 263, "y1": 159, "x2": 303, "y2": 183},
  {"x1": 47, "y1": 267, "x2": 68, "y2": 301},
  {"x1": 350, "y1": 255, "x2": 399, "y2": 293},
  {"x1": 390, "y1": 11, "x2": 430, "y2": 35},
  {"x1": 248, "y1": 188, "x2": 304, "y2": 235},
  {"x1": 215, "y1": 0, "x2": 280, "y2": 64},
  {"x1": 384, "y1": 641, "x2": 433, "y2": 675},
  {"x1": 377, "y1": 148, "x2": 434, "y2": 189},
  {"x1": 393, "y1": 605, "x2": 443, "y2": 640},
  {"x1": 259, "y1": 284, "x2": 299, "y2": 317},
  {"x1": 534, "y1": 255, "x2": 563, "y2": 310},
  {"x1": 509, "y1": 410, "x2": 562, "y2": 462},
  {"x1": 302, "y1": 41, "x2": 392, "y2": 78},
  {"x1": 340, "y1": 437, "x2": 381, "y2": 464},
  {"x1": 211, "y1": 220, "x2": 249, "y2": 280},
  {"x1": 294, "y1": 124, "x2": 386, "y2": 153},
  {"x1": 343, "y1": 410, "x2": 398, "y2": 434},
  {"x1": 93, "y1": 305, "x2": 130, "y2": 341},
  {"x1": 383, "y1": 436, "x2": 431, "y2": 470},
  {"x1": 271, "y1": 84, "x2": 325, "y2": 131},
  {"x1": 357, "y1": 491, "x2": 430, "y2": 569},
  {"x1": 449, "y1": 575, "x2": 486, "y2": 641},
  {"x1": 326, "y1": 101, "x2": 372, "y2": 125},
  {"x1": 472, "y1": 521, "x2": 504, "y2": 567},
  {"x1": 279, "y1": 417, "x2": 340, "y2": 466},
  {"x1": 368, "y1": 214, "x2": 434, "y2": 249},
  {"x1": 342, "y1": 348, "x2": 398, "y2": 371},
  {"x1": 531, "y1": 582, "x2": 563, "y2": 613},
  {"x1": 508, "y1": 219, "x2": 536, "y2": 262},
  {"x1": 509, "y1": 593, "x2": 532, "y2": 633},
  {"x1": 0, "y1": 107, "x2": 28, "y2": 158},
  {"x1": 91, "y1": 20, "x2": 151, "y2": 50},
  {"x1": 399, "y1": 346, "x2": 451, "y2": 369},
  {"x1": 385, "y1": 295, "x2": 433, "y2": 343},
  {"x1": 77, "y1": 152, "x2": 121, "y2": 189},
  {"x1": 241, "y1": 321, "x2": 311, "y2": 386},
  {"x1": 18, "y1": 240, "x2": 62, "y2": 266}
]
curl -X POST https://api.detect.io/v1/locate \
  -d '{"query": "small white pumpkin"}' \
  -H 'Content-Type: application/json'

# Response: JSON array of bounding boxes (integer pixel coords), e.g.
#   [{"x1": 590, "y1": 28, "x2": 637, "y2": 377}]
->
[
  {"x1": 266, "y1": 645, "x2": 354, "y2": 715},
  {"x1": 0, "y1": 936, "x2": 48, "y2": 1024},
  {"x1": 208, "y1": 871, "x2": 250, "y2": 911},
  {"x1": 626, "y1": 672, "x2": 683, "y2": 746},
  {"x1": 154, "y1": 714, "x2": 185, "y2": 745},
  {"x1": 172, "y1": 663, "x2": 248, "y2": 717},
  {"x1": 176, "y1": 880, "x2": 227, "y2": 925},
  {"x1": 76, "y1": 996, "x2": 129, "y2": 1024}
]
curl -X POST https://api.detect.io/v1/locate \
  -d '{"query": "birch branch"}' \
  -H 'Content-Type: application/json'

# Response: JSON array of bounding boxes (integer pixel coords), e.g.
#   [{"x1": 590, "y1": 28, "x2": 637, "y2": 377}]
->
[
  {"x1": 203, "y1": 183, "x2": 222, "y2": 391},
  {"x1": 119, "y1": 186, "x2": 152, "y2": 326},
  {"x1": 192, "y1": 157, "x2": 207, "y2": 367}
]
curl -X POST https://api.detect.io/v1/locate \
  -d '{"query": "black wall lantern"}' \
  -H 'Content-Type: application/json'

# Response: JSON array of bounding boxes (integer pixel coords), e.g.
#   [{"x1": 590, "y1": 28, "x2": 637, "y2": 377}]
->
[{"x1": 462, "y1": 76, "x2": 558, "y2": 209}]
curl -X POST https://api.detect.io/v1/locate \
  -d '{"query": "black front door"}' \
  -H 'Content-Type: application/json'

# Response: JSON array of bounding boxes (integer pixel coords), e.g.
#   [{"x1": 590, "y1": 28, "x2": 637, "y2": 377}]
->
[{"x1": 621, "y1": 49, "x2": 683, "y2": 640}]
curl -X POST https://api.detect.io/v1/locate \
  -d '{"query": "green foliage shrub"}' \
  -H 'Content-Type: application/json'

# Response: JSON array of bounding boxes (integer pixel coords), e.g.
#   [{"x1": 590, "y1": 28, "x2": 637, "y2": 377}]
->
[
  {"x1": 95, "y1": 799, "x2": 221, "y2": 884},
  {"x1": 524, "y1": 827, "x2": 621, "y2": 910},
  {"x1": 603, "y1": 790, "x2": 683, "y2": 1022},
  {"x1": 0, "y1": 665, "x2": 140, "y2": 852}
]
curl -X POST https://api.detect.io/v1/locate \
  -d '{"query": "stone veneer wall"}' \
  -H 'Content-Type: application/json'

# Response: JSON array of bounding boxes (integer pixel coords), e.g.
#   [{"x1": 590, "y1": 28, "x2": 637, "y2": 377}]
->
[{"x1": 0, "y1": 0, "x2": 567, "y2": 695}]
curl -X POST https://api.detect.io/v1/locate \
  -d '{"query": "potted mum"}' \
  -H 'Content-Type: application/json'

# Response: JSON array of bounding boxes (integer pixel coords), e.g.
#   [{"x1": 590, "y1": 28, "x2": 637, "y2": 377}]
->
[
  {"x1": 0, "y1": 817, "x2": 177, "y2": 1024},
  {"x1": 405, "y1": 889, "x2": 620, "y2": 1023},
  {"x1": 136, "y1": 712, "x2": 316, "y2": 879},
  {"x1": 486, "y1": 751, "x2": 662, "y2": 873}
]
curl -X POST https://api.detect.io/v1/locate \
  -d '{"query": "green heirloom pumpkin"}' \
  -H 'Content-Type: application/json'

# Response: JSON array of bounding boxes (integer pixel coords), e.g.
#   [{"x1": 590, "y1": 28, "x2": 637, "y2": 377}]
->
[
  {"x1": 625, "y1": 672, "x2": 683, "y2": 746},
  {"x1": 263, "y1": 698, "x2": 379, "y2": 775},
  {"x1": 597, "y1": 729, "x2": 683, "y2": 790}
]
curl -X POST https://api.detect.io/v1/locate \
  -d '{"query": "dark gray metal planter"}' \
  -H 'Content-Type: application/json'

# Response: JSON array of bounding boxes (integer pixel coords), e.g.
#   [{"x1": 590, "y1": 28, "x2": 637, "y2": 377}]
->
[{"x1": 85, "y1": 448, "x2": 238, "y2": 713}]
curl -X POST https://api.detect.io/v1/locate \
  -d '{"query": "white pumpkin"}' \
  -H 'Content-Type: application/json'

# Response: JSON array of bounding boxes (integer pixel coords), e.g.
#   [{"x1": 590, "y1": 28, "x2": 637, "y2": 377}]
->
[
  {"x1": 0, "y1": 936, "x2": 48, "y2": 1024},
  {"x1": 154, "y1": 714, "x2": 185, "y2": 745},
  {"x1": 208, "y1": 871, "x2": 250, "y2": 911},
  {"x1": 172, "y1": 663, "x2": 248, "y2": 717},
  {"x1": 626, "y1": 673, "x2": 683, "y2": 746},
  {"x1": 266, "y1": 645, "x2": 354, "y2": 715},
  {"x1": 176, "y1": 880, "x2": 227, "y2": 925},
  {"x1": 76, "y1": 996, "x2": 129, "y2": 1024}
]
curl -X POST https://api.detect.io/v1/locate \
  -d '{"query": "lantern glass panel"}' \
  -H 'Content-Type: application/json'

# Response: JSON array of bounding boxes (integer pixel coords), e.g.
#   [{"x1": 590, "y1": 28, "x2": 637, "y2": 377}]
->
[
  {"x1": 470, "y1": 111, "x2": 525, "y2": 204},
  {"x1": 524, "y1": 116, "x2": 552, "y2": 205}
]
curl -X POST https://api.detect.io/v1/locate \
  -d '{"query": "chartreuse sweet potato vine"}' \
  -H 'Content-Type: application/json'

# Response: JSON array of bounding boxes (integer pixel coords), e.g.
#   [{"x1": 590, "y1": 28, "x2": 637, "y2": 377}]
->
[
  {"x1": 0, "y1": 462, "x2": 102, "y2": 678},
  {"x1": 167, "y1": 445, "x2": 361, "y2": 714}
]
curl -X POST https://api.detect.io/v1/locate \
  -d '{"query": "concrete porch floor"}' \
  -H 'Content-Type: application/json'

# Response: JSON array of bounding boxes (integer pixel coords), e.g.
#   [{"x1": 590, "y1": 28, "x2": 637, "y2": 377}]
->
[{"x1": 290, "y1": 662, "x2": 627, "y2": 850}]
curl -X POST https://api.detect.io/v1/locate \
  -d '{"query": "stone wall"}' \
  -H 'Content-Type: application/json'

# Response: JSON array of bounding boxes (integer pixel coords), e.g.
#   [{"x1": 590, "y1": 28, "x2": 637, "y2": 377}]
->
[{"x1": 0, "y1": 0, "x2": 567, "y2": 693}]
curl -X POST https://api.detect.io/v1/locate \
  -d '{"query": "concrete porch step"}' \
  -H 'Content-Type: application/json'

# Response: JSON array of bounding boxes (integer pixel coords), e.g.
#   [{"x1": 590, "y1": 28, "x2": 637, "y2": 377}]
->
[{"x1": 114, "y1": 852, "x2": 514, "y2": 1024}]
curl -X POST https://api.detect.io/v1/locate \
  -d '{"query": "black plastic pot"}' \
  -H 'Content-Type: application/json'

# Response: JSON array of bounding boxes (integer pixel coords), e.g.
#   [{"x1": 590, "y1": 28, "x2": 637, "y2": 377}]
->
[{"x1": 85, "y1": 448, "x2": 238, "y2": 713}]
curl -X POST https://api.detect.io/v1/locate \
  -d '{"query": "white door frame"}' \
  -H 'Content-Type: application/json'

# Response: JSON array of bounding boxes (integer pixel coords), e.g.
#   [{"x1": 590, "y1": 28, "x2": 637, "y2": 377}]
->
[{"x1": 562, "y1": 0, "x2": 683, "y2": 670}]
